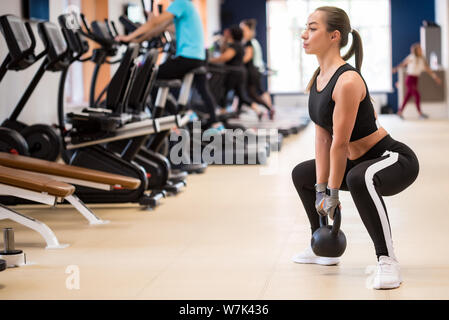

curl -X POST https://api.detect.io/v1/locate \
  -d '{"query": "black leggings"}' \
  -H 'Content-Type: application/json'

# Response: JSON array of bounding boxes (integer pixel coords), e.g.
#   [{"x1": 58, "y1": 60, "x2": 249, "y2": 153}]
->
[
  {"x1": 291, "y1": 135, "x2": 419, "y2": 259},
  {"x1": 245, "y1": 67, "x2": 271, "y2": 112},
  {"x1": 221, "y1": 67, "x2": 254, "y2": 111},
  {"x1": 247, "y1": 85, "x2": 271, "y2": 112},
  {"x1": 157, "y1": 56, "x2": 217, "y2": 125}
]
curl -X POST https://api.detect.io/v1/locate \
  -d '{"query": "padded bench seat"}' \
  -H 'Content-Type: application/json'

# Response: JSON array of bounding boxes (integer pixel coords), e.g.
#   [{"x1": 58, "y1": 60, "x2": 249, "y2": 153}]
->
[
  {"x1": 0, "y1": 165, "x2": 75, "y2": 197},
  {"x1": 0, "y1": 152, "x2": 140, "y2": 189}
]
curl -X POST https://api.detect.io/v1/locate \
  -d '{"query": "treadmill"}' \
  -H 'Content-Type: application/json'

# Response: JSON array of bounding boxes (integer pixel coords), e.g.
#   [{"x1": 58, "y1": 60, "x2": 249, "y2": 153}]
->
[{"x1": 58, "y1": 13, "x2": 188, "y2": 196}]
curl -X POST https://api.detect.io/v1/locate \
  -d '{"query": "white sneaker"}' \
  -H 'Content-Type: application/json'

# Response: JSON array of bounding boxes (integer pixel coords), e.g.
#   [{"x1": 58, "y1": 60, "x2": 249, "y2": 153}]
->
[
  {"x1": 371, "y1": 256, "x2": 402, "y2": 290},
  {"x1": 292, "y1": 246, "x2": 340, "y2": 266}
]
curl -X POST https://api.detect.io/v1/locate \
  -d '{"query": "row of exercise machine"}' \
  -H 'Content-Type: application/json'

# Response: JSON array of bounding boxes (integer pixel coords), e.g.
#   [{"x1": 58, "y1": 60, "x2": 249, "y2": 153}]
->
[{"x1": 0, "y1": 11, "x2": 308, "y2": 261}]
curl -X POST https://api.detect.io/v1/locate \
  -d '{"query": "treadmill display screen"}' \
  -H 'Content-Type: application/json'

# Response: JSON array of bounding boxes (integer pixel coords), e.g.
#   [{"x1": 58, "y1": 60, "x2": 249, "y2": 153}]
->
[
  {"x1": 8, "y1": 16, "x2": 32, "y2": 53},
  {"x1": 45, "y1": 23, "x2": 68, "y2": 56}
]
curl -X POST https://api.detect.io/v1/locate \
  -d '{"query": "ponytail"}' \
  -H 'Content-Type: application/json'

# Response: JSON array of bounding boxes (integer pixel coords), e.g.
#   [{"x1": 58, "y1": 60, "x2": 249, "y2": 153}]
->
[{"x1": 342, "y1": 29, "x2": 363, "y2": 71}]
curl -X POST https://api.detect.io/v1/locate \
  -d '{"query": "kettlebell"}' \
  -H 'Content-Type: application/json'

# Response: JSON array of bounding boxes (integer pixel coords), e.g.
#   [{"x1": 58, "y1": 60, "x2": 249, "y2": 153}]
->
[{"x1": 311, "y1": 207, "x2": 347, "y2": 257}]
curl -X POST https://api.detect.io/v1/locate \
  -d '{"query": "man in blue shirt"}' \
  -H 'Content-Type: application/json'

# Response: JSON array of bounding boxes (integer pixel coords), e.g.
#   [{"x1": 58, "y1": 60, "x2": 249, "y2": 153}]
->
[{"x1": 116, "y1": 0, "x2": 220, "y2": 128}]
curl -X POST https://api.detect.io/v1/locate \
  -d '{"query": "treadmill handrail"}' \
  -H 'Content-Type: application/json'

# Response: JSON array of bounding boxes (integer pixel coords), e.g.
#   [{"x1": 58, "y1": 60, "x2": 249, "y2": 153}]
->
[{"x1": 79, "y1": 13, "x2": 117, "y2": 49}]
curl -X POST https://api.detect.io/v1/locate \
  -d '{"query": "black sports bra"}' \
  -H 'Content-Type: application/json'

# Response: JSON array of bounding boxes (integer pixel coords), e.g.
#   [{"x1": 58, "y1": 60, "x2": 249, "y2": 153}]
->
[{"x1": 308, "y1": 63, "x2": 378, "y2": 142}]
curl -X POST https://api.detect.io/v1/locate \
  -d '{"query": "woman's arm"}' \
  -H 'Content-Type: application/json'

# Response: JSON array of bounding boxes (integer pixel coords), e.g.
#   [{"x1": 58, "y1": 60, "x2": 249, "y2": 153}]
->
[
  {"x1": 392, "y1": 57, "x2": 409, "y2": 74},
  {"x1": 115, "y1": 11, "x2": 174, "y2": 43},
  {"x1": 243, "y1": 45, "x2": 254, "y2": 64},
  {"x1": 315, "y1": 124, "x2": 332, "y2": 185},
  {"x1": 134, "y1": 21, "x2": 174, "y2": 43},
  {"x1": 328, "y1": 71, "x2": 365, "y2": 189},
  {"x1": 423, "y1": 59, "x2": 442, "y2": 85},
  {"x1": 209, "y1": 47, "x2": 236, "y2": 64}
]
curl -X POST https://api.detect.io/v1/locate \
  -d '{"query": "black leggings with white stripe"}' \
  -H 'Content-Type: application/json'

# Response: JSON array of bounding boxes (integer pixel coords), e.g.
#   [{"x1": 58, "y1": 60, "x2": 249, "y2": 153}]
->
[{"x1": 292, "y1": 135, "x2": 419, "y2": 259}]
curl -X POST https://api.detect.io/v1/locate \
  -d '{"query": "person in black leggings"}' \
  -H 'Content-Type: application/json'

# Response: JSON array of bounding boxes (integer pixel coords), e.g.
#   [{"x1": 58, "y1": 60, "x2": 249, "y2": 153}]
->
[
  {"x1": 116, "y1": 0, "x2": 221, "y2": 129},
  {"x1": 291, "y1": 6, "x2": 419, "y2": 290},
  {"x1": 209, "y1": 25, "x2": 262, "y2": 119}
]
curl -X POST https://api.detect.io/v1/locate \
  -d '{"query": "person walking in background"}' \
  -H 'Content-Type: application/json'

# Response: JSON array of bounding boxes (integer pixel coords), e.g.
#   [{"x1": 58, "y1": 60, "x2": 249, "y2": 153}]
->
[{"x1": 393, "y1": 43, "x2": 442, "y2": 119}]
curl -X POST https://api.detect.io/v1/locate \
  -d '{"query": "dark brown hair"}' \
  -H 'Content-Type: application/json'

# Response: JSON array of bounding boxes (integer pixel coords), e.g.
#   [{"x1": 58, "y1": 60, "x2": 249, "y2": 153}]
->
[
  {"x1": 306, "y1": 6, "x2": 364, "y2": 92},
  {"x1": 229, "y1": 25, "x2": 243, "y2": 42}
]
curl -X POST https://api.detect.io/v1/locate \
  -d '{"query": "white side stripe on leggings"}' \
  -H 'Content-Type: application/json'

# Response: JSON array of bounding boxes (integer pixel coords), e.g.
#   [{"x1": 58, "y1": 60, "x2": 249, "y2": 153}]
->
[{"x1": 364, "y1": 151, "x2": 399, "y2": 261}]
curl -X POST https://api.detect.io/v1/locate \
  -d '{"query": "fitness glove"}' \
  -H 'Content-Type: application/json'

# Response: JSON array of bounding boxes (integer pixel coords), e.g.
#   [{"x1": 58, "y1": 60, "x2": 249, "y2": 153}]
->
[
  {"x1": 316, "y1": 188, "x2": 340, "y2": 220},
  {"x1": 314, "y1": 182, "x2": 327, "y2": 215}
]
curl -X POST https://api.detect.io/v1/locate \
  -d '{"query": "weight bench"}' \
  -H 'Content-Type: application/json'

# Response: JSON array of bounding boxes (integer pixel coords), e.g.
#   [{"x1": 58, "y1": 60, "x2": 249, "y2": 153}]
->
[
  {"x1": 0, "y1": 165, "x2": 75, "y2": 249},
  {"x1": 0, "y1": 152, "x2": 140, "y2": 225}
]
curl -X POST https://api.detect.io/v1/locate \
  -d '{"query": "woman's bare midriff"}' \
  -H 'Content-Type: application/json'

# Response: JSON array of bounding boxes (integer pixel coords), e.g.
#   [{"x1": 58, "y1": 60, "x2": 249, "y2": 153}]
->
[{"x1": 348, "y1": 127, "x2": 388, "y2": 160}]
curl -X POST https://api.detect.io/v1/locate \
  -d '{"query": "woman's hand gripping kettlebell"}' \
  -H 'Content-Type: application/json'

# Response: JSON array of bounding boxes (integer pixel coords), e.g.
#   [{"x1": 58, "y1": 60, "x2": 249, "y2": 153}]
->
[
  {"x1": 316, "y1": 187, "x2": 341, "y2": 220},
  {"x1": 315, "y1": 182, "x2": 327, "y2": 214}
]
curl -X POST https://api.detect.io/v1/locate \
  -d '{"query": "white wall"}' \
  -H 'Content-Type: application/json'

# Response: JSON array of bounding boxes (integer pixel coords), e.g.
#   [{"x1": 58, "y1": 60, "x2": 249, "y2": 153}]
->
[
  {"x1": 206, "y1": 0, "x2": 220, "y2": 46},
  {"x1": 435, "y1": 0, "x2": 449, "y2": 118},
  {"x1": 0, "y1": 0, "x2": 65, "y2": 126},
  {"x1": 436, "y1": 0, "x2": 449, "y2": 68}
]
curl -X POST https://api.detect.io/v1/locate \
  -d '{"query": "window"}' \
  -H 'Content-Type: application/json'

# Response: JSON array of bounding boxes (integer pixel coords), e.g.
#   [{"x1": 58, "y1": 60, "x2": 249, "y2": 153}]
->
[{"x1": 267, "y1": 0, "x2": 392, "y2": 93}]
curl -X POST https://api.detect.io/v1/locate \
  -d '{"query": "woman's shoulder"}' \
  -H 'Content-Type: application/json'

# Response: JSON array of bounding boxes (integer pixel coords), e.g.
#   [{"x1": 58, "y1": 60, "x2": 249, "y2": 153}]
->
[
  {"x1": 407, "y1": 54, "x2": 420, "y2": 62},
  {"x1": 337, "y1": 70, "x2": 364, "y2": 86},
  {"x1": 334, "y1": 64, "x2": 363, "y2": 83},
  {"x1": 334, "y1": 68, "x2": 366, "y2": 97}
]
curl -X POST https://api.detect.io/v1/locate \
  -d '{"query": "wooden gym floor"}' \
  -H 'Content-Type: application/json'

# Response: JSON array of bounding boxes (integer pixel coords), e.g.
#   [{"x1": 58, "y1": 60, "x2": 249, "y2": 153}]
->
[{"x1": 0, "y1": 114, "x2": 448, "y2": 300}]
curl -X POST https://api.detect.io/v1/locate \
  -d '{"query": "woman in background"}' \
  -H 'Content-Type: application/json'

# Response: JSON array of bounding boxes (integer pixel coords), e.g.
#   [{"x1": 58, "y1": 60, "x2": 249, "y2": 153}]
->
[{"x1": 393, "y1": 43, "x2": 442, "y2": 119}]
